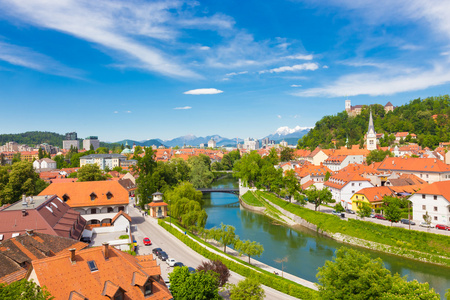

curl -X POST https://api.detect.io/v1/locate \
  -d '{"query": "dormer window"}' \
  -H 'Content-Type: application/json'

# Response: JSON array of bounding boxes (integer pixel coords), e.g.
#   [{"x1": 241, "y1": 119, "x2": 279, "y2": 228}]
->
[
  {"x1": 144, "y1": 282, "x2": 152, "y2": 296},
  {"x1": 90, "y1": 192, "x2": 97, "y2": 201},
  {"x1": 106, "y1": 192, "x2": 113, "y2": 200},
  {"x1": 63, "y1": 194, "x2": 70, "y2": 202}
]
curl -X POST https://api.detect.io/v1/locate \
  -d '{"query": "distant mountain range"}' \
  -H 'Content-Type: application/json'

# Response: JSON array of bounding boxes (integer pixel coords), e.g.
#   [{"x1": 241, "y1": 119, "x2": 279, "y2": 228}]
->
[{"x1": 114, "y1": 126, "x2": 311, "y2": 148}]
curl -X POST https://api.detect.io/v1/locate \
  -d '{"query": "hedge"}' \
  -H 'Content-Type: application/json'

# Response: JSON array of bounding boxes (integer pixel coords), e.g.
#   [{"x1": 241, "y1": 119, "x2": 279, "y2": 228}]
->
[{"x1": 158, "y1": 219, "x2": 319, "y2": 300}]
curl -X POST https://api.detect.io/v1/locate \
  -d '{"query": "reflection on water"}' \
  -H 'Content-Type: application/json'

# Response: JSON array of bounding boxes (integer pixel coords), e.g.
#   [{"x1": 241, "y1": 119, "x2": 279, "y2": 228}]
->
[{"x1": 203, "y1": 176, "x2": 450, "y2": 298}]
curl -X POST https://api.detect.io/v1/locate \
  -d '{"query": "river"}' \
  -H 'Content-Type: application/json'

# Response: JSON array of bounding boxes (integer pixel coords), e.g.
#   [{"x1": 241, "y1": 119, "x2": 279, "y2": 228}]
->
[{"x1": 203, "y1": 176, "x2": 450, "y2": 298}]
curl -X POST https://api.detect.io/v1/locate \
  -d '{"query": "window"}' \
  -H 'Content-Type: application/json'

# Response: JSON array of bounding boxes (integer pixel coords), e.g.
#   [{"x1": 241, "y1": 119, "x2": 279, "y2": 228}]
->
[
  {"x1": 434, "y1": 195, "x2": 437, "y2": 200},
  {"x1": 352, "y1": 191, "x2": 355, "y2": 194},
  {"x1": 434, "y1": 206, "x2": 437, "y2": 212},
  {"x1": 90, "y1": 192, "x2": 97, "y2": 201},
  {"x1": 422, "y1": 194, "x2": 426, "y2": 199},
  {"x1": 426, "y1": 174, "x2": 429, "y2": 178},
  {"x1": 91, "y1": 208, "x2": 97, "y2": 214},
  {"x1": 351, "y1": 183, "x2": 355, "y2": 186},
  {"x1": 87, "y1": 260, "x2": 98, "y2": 272},
  {"x1": 434, "y1": 216, "x2": 438, "y2": 221},
  {"x1": 107, "y1": 207, "x2": 114, "y2": 213},
  {"x1": 422, "y1": 205, "x2": 426, "y2": 210},
  {"x1": 62, "y1": 194, "x2": 70, "y2": 202},
  {"x1": 107, "y1": 192, "x2": 113, "y2": 200},
  {"x1": 359, "y1": 183, "x2": 362, "y2": 186},
  {"x1": 144, "y1": 283, "x2": 152, "y2": 296}
]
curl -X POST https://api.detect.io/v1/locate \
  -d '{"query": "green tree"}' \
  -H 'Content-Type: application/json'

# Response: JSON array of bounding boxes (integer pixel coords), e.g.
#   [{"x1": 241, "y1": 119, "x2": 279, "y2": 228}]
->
[
  {"x1": 324, "y1": 171, "x2": 331, "y2": 181},
  {"x1": 305, "y1": 186, "x2": 334, "y2": 211},
  {"x1": 334, "y1": 202, "x2": 345, "y2": 213},
  {"x1": 423, "y1": 211, "x2": 432, "y2": 226},
  {"x1": 280, "y1": 147, "x2": 294, "y2": 162},
  {"x1": 264, "y1": 148, "x2": 279, "y2": 165},
  {"x1": 38, "y1": 148, "x2": 44, "y2": 159},
  {"x1": 189, "y1": 155, "x2": 213, "y2": 188},
  {"x1": 283, "y1": 169, "x2": 299, "y2": 202},
  {"x1": 136, "y1": 148, "x2": 158, "y2": 208},
  {"x1": 210, "y1": 223, "x2": 237, "y2": 254},
  {"x1": 235, "y1": 240, "x2": 264, "y2": 264},
  {"x1": 169, "y1": 267, "x2": 221, "y2": 300},
  {"x1": 95, "y1": 147, "x2": 109, "y2": 154},
  {"x1": 383, "y1": 196, "x2": 403, "y2": 225},
  {"x1": 0, "y1": 161, "x2": 48, "y2": 205},
  {"x1": 53, "y1": 155, "x2": 68, "y2": 169},
  {"x1": 133, "y1": 145, "x2": 143, "y2": 155},
  {"x1": 355, "y1": 201, "x2": 372, "y2": 220},
  {"x1": 229, "y1": 278, "x2": 265, "y2": 300},
  {"x1": 366, "y1": 149, "x2": 394, "y2": 165},
  {"x1": 12, "y1": 152, "x2": 21, "y2": 164},
  {"x1": 317, "y1": 247, "x2": 439, "y2": 300},
  {"x1": 77, "y1": 164, "x2": 107, "y2": 182},
  {"x1": 0, "y1": 279, "x2": 54, "y2": 300},
  {"x1": 0, "y1": 153, "x2": 5, "y2": 166}
]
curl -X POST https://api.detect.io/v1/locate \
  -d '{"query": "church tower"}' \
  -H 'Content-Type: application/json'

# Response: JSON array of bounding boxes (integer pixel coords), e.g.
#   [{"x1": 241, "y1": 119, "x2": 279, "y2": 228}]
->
[
  {"x1": 345, "y1": 99, "x2": 351, "y2": 113},
  {"x1": 366, "y1": 110, "x2": 377, "y2": 151}
]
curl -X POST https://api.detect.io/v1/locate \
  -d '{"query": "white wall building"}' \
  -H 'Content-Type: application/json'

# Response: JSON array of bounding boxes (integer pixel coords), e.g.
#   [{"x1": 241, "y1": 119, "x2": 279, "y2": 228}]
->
[
  {"x1": 83, "y1": 136, "x2": 100, "y2": 150},
  {"x1": 33, "y1": 158, "x2": 57, "y2": 170},
  {"x1": 243, "y1": 138, "x2": 260, "y2": 150},
  {"x1": 208, "y1": 138, "x2": 217, "y2": 148},
  {"x1": 323, "y1": 155, "x2": 364, "y2": 172},
  {"x1": 80, "y1": 154, "x2": 126, "y2": 170},
  {"x1": 63, "y1": 140, "x2": 80, "y2": 150},
  {"x1": 409, "y1": 181, "x2": 450, "y2": 225}
]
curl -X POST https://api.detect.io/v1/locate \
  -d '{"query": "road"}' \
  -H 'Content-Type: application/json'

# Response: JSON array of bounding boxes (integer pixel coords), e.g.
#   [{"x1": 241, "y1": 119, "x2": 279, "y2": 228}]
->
[
  {"x1": 303, "y1": 202, "x2": 450, "y2": 236},
  {"x1": 129, "y1": 204, "x2": 300, "y2": 300}
]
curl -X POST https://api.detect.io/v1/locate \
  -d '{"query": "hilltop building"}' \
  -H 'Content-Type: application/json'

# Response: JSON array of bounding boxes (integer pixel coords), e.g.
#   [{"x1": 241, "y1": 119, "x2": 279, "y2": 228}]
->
[
  {"x1": 83, "y1": 136, "x2": 100, "y2": 151},
  {"x1": 345, "y1": 99, "x2": 395, "y2": 116}
]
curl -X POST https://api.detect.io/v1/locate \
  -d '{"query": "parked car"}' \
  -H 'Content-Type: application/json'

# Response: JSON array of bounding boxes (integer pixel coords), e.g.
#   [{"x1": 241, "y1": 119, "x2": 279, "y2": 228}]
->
[
  {"x1": 80, "y1": 237, "x2": 91, "y2": 243},
  {"x1": 143, "y1": 237, "x2": 152, "y2": 246},
  {"x1": 435, "y1": 224, "x2": 449, "y2": 230},
  {"x1": 419, "y1": 222, "x2": 435, "y2": 228},
  {"x1": 152, "y1": 248, "x2": 162, "y2": 256},
  {"x1": 346, "y1": 209, "x2": 356, "y2": 214},
  {"x1": 400, "y1": 219, "x2": 416, "y2": 225},
  {"x1": 374, "y1": 214, "x2": 386, "y2": 220},
  {"x1": 188, "y1": 267, "x2": 196, "y2": 273},
  {"x1": 331, "y1": 211, "x2": 341, "y2": 216},
  {"x1": 158, "y1": 251, "x2": 168, "y2": 261},
  {"x1": 370, "y1": 214, "x2": 375, "y2": 218},
  {"x1": 164, "y1": 278, "x2": 170, "y2": 289},
  {"x1": 166, "y1": 258, "x2": 176, "y2": 267},
  {"x1": 174, "y1": 262, "x2": 185, "y2": 268}
]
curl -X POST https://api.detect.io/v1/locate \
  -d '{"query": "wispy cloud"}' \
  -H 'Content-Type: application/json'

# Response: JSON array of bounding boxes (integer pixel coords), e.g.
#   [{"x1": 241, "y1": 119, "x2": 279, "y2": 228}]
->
[
  {"x1": 125, "y1": 110, "x2": 132, "y2": 113},
  {"x1": 0, "y1": 41, "x2": 82, "y2": 78},
  {"x1": 184, "y1": 88, "x2": 223, "y2": 95},
  {"x1": 225, "y1": 71, "x2": 248, "y2": 77},
  {"x1": 290, "y1": 84, "x2": 302, "y2": 87},
  {"x1": 277, "y1": 115, "x2": 282, "y2": 119},
  {"x1": 285, "y1": 54, "x2": 313, "y2": 60},
  {"x1": 260, "y1": 63, "x2": 319, "y2": 74},
  {"x1": 174, "y1": 106, "x2": 192, "y2": 110},
  {"x1": 113, "y1": 111, "x2": 118, "y2": 114}
]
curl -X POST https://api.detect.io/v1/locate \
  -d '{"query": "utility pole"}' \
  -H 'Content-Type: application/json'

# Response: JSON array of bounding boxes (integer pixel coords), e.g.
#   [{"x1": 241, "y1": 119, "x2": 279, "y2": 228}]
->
[{"x1": 408, "y1": 201, "x2": 411, "y2": 230}]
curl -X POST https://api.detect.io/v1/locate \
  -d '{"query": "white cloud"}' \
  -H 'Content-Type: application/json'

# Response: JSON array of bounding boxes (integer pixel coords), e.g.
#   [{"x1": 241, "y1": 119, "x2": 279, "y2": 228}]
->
[
  {"x1": 277, "y1": 115, "x2": 282, "y2": 119},
  {"x1": 290, "y1": 84, "x2": 302, "y2": 87},
  {"x1": 0, "y1": 41, "x2": 82, "y2": 78},
  {"x1": 225, "y1": 71, "x2": 248, "y2": 77},
  {"x1": 285, "y1": 54, "x2": 313, "y2": 60},
  {"x1": 125, "y1": 110, "x2": 132, "y2": 113},
  {"x1": 174, "y1": 106, "x2": 192, "y2": 110},
  {"x1": 199, "y1": 46, "x2": 210, "y2": 51},
  {"x1": 260, "y1": 63, "x2": 319, "y2": 74},
  {"x1": 2, "y1": 0, "x2": 205, "y2": 78},
  {"x1": 323, "y1": 65, "x2": 329, "y2": 69},
  {"x1": 293, "y1": 64, "x2": 450, "y2": 97},
  {"x1": 113, "y1": 111, "x2": 118, "y2": 114},
  {"x1": 184, "y1": 88, "x2": 224, "y2": 95}
]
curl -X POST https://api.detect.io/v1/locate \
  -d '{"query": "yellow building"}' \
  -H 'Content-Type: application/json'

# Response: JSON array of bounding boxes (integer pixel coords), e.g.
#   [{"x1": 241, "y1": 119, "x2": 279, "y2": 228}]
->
[{"x1": 351, "y1": 186, "x2": 393, "y2": 211}]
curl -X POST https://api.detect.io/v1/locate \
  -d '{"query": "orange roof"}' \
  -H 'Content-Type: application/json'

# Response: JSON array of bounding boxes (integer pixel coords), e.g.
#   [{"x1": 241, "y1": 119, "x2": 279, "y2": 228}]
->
[
  {"x1": 377, "y1": 157, "x2": 450, "y2": 173},
  {"x1": 341, "y1": 163, "x2": 380, "y2": 175},
  {"x1": 324, "y1": 170, "x2": 371, "y2": 189},
  {"x1": 32, "y1": 246, "x2": 172, "y2": 300},
  {"x1": 414, "y1": 181, "x2": 450, "y2": 201},
  {"x1": 38, "y1": 181, "x2": 129, "y2": 208},
  {"x1": 148, "y1": 201, "x2": 168, "y2": 207},
  {"x1": 111, "y1": 211, "x2": 132, "y2": 223},
  {"x1": 354, "y1": 186, "x2": 393, "y2": 203},
  {"x1": 294, "y1": 163, "x2": 331, "y2": 178}
]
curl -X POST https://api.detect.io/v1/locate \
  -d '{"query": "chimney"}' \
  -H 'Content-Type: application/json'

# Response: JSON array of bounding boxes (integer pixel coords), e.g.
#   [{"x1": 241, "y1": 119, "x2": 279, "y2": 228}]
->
[
  {"x1": 26, "y1": 229, "x2": 34, "y2": 236},
  {"x1": 22, "y1": 194, "x2": 27, "y2": 207},
  {"x1": 22, "y1": 210, "x2": 27, "y2": 217},
  {"x1": 69, "y1": 248, "x2": 76, "y2": 263},
  {"x1": 103, "y1": 242, "x2": 109, "y2": 259}
]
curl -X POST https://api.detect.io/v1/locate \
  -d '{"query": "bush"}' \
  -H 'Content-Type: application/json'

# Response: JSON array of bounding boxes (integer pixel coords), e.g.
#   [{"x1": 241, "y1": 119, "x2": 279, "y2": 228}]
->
[{"x1": 119, "y1": 235, "x2": 129, "y2": 239}]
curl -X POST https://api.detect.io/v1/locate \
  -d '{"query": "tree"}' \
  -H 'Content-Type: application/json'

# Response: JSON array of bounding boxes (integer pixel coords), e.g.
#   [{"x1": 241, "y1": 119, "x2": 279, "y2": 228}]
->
[
  {"x1": 197, "y1": 259, "x2": 230, "y2": 287},
  {"x1": 136, "y1": 148, "x2": 158, "y2": 208},
  {"x1": 355, "y1": 201, "x2": 372, "y2": 220},
  {"x1": 169, "y1": 266, "x2": 221, "y2": 300},
  {"x1": 95, "y1": 147, "x2": 109, "y2": 154},
  {"x1": 264, "y1": 147, "x2": 279, "y2": 165},
  {"x1": 0, "y1": 161, "x2": 48, "y2": 205},
  {"x1": 210, "y1": 223, "x2": 237, "y2": 253},
  {"x1": 324, "y1": 171, "x2": 331, "y2": 181},
  {"x1": 229, "y1": 278, "x2": 265, "y2": 300},
  {"x1": 0, "y1": 153, "x2": 5, "y2": 166},
  {"x1": 383, "y1": 196, "x2": 402, "y2": 226},
  {"x1": 366, "y1": 149, "x2": 394, "y2": 165},
  {"x1": 280, "y1": 147, "x2": 294, "y2": 162},
  {"x1": 305, "y1": 186, "x2": 334, "y2": 211},
  {"x1": 317, "y1": 247, "x2": 439, "y2": 300},
  {"x1": 77, "y1": 164, "x2": 107, "y2": 182},
  {"x1": 0, "y1": 279, "x2": 54, "y2": 300},
  {"x1": 334, "y1": 202, "x2": 345, "y2": 213},
  {"x1": 38, "y1": 147, "x2": 44, "y2": 159},
  {"x1": 283, "y1": 169, "x2": 299, "y2": 202},
  {"x1": 189, "y1": 155, "x2": 213, "y2": 188},
  {"x1": 235, "y1": 240, "x2": 264, "y2": 264},
  {"x1": 423, "y1": 211, "x2": 432, "y2": 226},
  {"x1": 133, "y1": 145, "x2": 143, "y2": 155}
]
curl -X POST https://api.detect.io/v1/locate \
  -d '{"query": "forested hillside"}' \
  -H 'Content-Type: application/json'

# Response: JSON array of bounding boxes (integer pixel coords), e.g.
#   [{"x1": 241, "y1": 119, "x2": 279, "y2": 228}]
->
[
  {"x1": 0, "y1": 131, "x2": 65, "y2": 147},
  {"x1": 297, "y1": 95, "x2": 450, "y2": 149}
]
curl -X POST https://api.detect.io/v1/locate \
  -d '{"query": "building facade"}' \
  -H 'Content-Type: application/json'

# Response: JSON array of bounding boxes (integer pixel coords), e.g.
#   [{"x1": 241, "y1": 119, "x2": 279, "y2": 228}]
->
[
  {"x1": 83, "y1": 136, "x2": 100, "y2": 150},
  {"x1": 409, "y1": 181, "x2": 450, "y2": 225},
  {"x1": 80, "y1": 154, "x2": 126, "y2": 170}
]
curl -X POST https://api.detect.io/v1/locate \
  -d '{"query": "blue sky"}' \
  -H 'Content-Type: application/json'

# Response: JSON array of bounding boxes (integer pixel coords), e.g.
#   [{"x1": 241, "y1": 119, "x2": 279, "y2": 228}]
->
[{"x1": 1, "y1": 0, "x2": 450, "y2": 142}]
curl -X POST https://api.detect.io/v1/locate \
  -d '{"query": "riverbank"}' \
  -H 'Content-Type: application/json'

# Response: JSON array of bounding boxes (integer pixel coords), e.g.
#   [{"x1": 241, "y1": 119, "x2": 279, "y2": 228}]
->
[{"x1": 241, "y1": 190, "x2": 450, "y2": 268}]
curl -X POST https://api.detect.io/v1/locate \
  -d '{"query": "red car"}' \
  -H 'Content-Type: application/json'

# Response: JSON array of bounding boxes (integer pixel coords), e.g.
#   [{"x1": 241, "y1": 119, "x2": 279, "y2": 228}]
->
[
  {"x1": 374, "y1": 214, "x2": 386, "y2": 220},
  {"x1": 143, "y1": 237, "x2": 152, "y2": 245},
  {"x1": 435, "y1": 224, "x2": 449, "y2": 230}
]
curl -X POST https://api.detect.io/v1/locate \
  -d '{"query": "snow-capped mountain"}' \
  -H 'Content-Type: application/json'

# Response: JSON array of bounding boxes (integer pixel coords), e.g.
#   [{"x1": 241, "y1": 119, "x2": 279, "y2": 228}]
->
[{"x1": 266, "y1": 126, "x2": 311, "y2": 140}]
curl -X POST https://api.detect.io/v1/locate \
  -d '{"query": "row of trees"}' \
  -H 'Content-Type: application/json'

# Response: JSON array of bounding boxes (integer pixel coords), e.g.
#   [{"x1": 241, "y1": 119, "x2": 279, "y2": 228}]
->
[
  {"x1": 211, "y1": 150, "x2": 241, "y2": 171},
  {"x1": 298, "y1": 95, "x2": 450, "y2": 149}
]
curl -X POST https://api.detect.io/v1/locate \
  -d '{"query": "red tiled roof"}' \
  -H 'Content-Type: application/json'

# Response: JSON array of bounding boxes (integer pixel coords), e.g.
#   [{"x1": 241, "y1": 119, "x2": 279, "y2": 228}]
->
[
  {"x1": 414, "y1": 181, "x2": 450, "y2": 201},
  {"x1": 354, "y1": 186, "x2": 393, "y2": 203},
  {"x1": 377, "y1": 157, "x2": 450, "y2": 173}
]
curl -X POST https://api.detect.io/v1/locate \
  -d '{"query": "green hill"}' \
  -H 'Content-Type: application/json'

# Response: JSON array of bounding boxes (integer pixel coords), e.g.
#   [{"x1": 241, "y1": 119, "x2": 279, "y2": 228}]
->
[
  {"x1": 0, "y1": 131, "x2": 65, "y2": 148},
  {"x1": 297, "y1": 95, "x2": 450, "y2": 149}
]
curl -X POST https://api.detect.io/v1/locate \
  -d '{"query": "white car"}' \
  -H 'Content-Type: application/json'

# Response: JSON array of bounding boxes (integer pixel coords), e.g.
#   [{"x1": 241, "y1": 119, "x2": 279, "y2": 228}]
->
[
  {"x1": 419, "y1": 222, "x2": 435, "y2": 228},
  {"x1": 166, "y1": 258, "x2": 176, "y2": 267}
]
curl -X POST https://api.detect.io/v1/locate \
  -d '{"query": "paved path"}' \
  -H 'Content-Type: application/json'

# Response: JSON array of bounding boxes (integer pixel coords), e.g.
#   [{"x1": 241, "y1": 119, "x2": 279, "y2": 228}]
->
[
  {"x1": 301, "y1": 202, "x2": 450, "y2": 236},
  {"x1": 128, "y1": 203, "x2": 305, "y2": 299}
]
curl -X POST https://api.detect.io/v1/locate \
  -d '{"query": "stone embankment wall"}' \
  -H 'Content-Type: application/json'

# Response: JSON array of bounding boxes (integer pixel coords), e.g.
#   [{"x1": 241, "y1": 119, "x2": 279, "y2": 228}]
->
[{"x1": 238, "y1": 197, "x2": 266, "y2": 213}]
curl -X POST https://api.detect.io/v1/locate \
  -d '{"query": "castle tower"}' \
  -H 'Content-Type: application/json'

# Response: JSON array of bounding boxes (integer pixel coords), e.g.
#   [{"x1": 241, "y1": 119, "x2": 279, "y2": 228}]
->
[
  {"x1": 345, "y1": 99, "x2": 351, "y2": 112},
  {"x1": 366, "y1": 110, "x2": 377, "y2": 151}
]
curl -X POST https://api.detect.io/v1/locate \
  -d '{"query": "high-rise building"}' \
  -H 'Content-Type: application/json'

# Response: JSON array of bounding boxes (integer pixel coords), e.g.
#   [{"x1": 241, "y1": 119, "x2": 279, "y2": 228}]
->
[
  {"x1": 63, "y1": 132, "x2": 79, "y2": 150},
  {"x1": 65, "y1": 132, "x2": 77, "y2": 140},
  {"x1": 83, "y1": 136, "x2": 100, "y2": 151}
]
